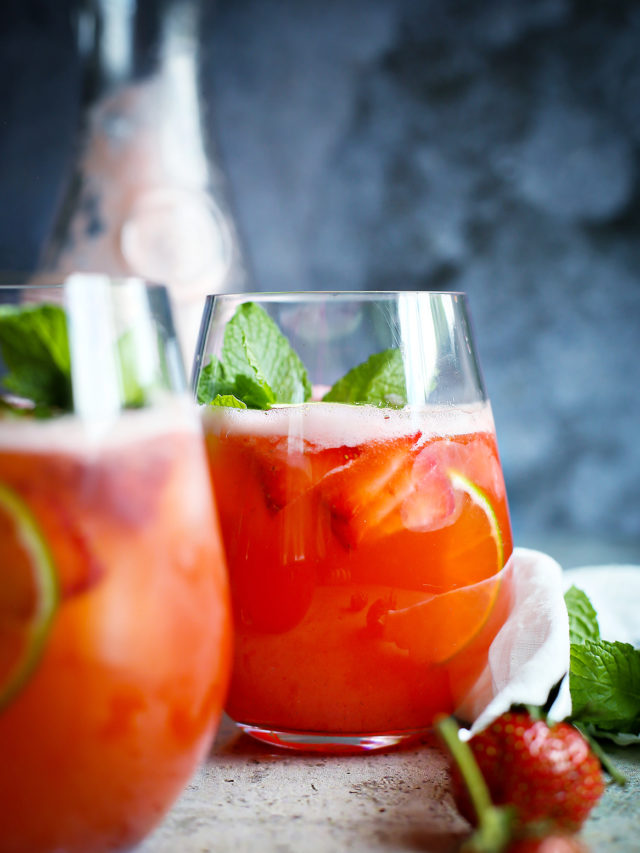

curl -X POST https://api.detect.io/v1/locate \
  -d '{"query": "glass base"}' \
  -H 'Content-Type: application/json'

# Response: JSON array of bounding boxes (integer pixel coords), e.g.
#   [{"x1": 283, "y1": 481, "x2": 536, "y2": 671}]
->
[{"x1": 234, "y1": 721, "x2": 427, "y2": 754}]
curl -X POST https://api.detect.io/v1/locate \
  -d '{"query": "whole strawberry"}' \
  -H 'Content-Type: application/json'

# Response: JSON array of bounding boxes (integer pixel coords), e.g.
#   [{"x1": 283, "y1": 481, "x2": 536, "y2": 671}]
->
[
  {"x1": 463, "y1": 711, "x2": 604, "y2": 831},
  {"x1": 507, "y1": 834, "x2": 590, "y2": 853},
  {"x1": 437, "y1": 714, "x2": 607, "y2": 853}
]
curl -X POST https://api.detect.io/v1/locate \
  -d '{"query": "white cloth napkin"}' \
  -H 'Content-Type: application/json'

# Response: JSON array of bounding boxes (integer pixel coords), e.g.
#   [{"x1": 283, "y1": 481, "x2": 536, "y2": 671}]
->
[
  {"x1": 562, "y1": 564, "x2": 640, "y2": 647},
  {"x1": 456, "y1": 548, "x2": 640, "y2": 736},
  {"x1": 457, "y1": 547, "x2": 572, "y2": 735}
]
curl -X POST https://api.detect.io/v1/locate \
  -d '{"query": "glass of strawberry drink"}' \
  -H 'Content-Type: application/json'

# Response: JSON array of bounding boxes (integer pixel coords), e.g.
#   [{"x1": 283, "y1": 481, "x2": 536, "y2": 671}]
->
[
  {"x1": 0, "y1": 276, "x2": 231, "y2": 853},
  {"x1": 194, "y1": 292, "x2": 513, "y2": 752}
]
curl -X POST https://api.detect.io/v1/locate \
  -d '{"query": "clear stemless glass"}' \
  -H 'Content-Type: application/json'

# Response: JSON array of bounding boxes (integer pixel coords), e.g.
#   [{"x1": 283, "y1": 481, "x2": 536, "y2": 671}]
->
[
  {"x1": 0, "y1": 275, "x2": 231, "y2": 852},
  {"x1": 193, "y1": 291, "x2": 514, "y2": 753}
]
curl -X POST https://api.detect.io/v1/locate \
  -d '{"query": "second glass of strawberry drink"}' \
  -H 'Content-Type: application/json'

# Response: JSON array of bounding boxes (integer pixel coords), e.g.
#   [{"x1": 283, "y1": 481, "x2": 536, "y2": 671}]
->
[
  {"x1": 193, "y1": 292, "x2": 514, "y2": 752},
  {"x1": 0, "y1": 276, "x2": 232, "y2": 852}
]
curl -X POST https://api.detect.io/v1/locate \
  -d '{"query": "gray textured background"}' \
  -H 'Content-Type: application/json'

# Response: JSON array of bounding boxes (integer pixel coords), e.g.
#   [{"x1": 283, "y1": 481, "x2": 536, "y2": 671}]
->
[{"x1": 1, "y1": 0, "x2": 639, "y2": 563}]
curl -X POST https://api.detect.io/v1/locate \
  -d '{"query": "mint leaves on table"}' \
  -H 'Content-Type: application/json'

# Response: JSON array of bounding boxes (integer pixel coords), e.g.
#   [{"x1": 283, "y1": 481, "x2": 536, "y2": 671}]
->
[
  {"x1": 0, "y1": 304, "x2": 72, "y2": 414},
  {"x1": 571, "y1": 642, "x2": 640, "y2": 735},
  {"x1": 565, "y1": 586, "x2": 640, "y2": 740},
  {"x1": 565, "y1": 585, "x2": 600, "y2": 645},
  {"x1": 197, "y1": 301, "x2": 408, "y2": 410},
  {"x1": 321, "y1": 347, "x2": 407, "y2": 407}
]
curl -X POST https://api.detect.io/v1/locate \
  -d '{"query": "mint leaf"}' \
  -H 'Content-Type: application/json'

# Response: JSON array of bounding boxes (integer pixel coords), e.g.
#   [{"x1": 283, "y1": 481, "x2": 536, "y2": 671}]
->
[
  {"x1": 197, "y1": 355, "x2": 274, "y2": 409},
  {"x1": 196, "y1": 305, "x2": 409, "y2": 409},
  {"x1": 0, "y1": 305, "x2": 163, "y2": 415},
  {"x1": 115, "y1": 329, "x2": 179, "y2": 409},
  {"x1": 228, "y1": 360, "x2": 277, "y2": 409},
  {"x1": 208, "y1": 394, "x2": 247, "y2": 409},
  {"x1": 197, "y1": 302, "x2": 311, "y2": 408},
  {"x1": 570, "y1": 639, "x2": 640, "y2": 734},
  {"x1": 322, "y1": 347, "x2": 407, "y2": 407},
  {"x1": 0, "y1": 304, "x2": 72, "y2": 410},
  {"x1": 197, "y1": 357, "x2": 227, "y2": 404},
  {"x1": 116, "y1": 330, "x2": 148, "y2": 408},
  {"x1": 566, "y1": 587, "x2": 640, "y2": 742},
  {"x1": 224, "y1": 303, "x2": 311, "y2": 405},
  {"x1": 565, "y1": 585, "x2": 600, "y2": 645}
]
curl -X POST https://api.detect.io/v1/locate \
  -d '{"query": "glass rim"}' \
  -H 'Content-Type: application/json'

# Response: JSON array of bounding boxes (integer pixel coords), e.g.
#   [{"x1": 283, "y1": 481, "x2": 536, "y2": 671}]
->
[
  {"x1": 207, "y1": 290, "x2": 468, "y2": 302},
  {"x1": 0, "y1": 275, "x2": 186, "y2": 418},
  {"x1": 0, "y1": 276, "x2": 168, "y2": 293},
  {"x1": 0, "y1": 283, "x2": 65, "y2": 293}
]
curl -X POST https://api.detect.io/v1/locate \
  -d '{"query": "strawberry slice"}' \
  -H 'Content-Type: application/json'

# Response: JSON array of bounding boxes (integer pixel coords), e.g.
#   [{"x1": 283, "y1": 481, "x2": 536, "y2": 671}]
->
[
  {"x1": 320, "y1": 433, "x2": 433, "y2": 548},
  {"x1": 423, "y1": 434, "x2": 505, "y2": 497},
  {"x1": 1, "y1": 461, "x2": 105, "y2": 602},
  {"x1": 248, "y1": 436, "x2": 314, "y2": 510},
  {"x1": 319, "y1": 433, "x2": 503, "y2": 548},
  {"x1": 241, "y1": 435, "x2": 360, "y2": 511},
  {"x1": 398, "y1": 442, "x2": 460, "y2": 534},
  {"x1": 26, "y1": 497, "x2": 104, "y2": 599},
  {"x1": 391, "y1": 435, "x2": 503, "y2": 537}
]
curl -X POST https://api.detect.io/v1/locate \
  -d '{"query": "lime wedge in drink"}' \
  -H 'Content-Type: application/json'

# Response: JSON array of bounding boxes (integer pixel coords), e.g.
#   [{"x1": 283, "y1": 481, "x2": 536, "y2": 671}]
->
[
  {"x1": 0, "y1": 482, "x2": 58, "y2": 712},
  {"x1": 383, "y1": 471, "x2": 505, "y2": 665},
  {"x1": 447, "y1": 469, "x2": 504, "y2": 571}
]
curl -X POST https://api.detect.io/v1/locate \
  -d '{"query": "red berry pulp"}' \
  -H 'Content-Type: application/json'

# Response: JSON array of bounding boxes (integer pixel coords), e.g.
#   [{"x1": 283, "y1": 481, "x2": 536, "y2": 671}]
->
[
  {"x1": 0, "y1": 406, "x2": 231, "y2": 853},
  {"x1": 204, "y1": 402, "x2": 513, "y2": 746}
]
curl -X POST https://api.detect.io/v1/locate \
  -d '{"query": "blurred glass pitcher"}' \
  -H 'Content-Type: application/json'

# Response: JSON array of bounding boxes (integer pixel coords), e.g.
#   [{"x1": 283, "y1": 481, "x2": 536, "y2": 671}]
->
[{"x1": 33, "y1": 0, "x2": 249, "y2": 361}]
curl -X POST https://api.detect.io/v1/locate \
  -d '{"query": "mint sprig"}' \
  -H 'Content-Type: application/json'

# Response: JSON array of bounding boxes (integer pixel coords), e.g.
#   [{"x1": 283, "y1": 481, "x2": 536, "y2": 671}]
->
[
  {"x1": 322, "y1": 347, "x2": 407, "y2": 407},
  {"x1": 0, "y1": 304, "x2": 72, "y2": 412},
  {"x1": 209, "y1": 394, "x2": 247, "y2": 409},
  {"x1": 197, "y1": 302, "x2": 311, "y2": 409},
  {"x1": 0, "y1": 304, "x2": 159, "y2": 416},
  {"x1": 570, "y1": 640, "x2": 640, "y2": 735},
  {"x1": 565, "y1": 585, "x2": 640, "y2": 740},
  {"x1": 197, "y1": 302, "x2": 409, "y2": 410},
  {"x1": 565, "y1": 585, "x2": 600, "y2": 645}
]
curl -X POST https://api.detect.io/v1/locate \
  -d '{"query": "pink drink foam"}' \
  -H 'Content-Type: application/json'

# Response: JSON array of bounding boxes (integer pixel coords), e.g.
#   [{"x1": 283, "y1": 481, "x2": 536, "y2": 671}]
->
[
  {"x1": 0, "y1": 395, "x2": 200, "y2": 454},
  {"x1": 202, "y1": 401, "x2": 497, "y2": 448}
]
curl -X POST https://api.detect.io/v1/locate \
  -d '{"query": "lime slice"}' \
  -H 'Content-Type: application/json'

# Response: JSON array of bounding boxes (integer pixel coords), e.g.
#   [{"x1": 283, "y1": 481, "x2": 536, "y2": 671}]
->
[
  {"x1": 383, "y1": 572, "x2": 506, "y2": 664},
  {"x1": 447, "y1": 469, "x2": 504, "y2": 570},
  {"x1": 382, "y1": 470, "x2": 505, "y2": 665},
  {"x1": 0, "y1": 481, "x2": 58, "y2": 712}
]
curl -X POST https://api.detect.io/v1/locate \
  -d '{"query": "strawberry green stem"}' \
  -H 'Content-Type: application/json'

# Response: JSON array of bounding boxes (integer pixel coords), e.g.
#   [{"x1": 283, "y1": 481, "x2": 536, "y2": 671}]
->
[
  {"x1": 438, "y1": 717, "x2": 494, "y2": 815},
  {"x1": 437, "y1": 716, "x2": 515, "y2": 853},
  {"x1": 573, "y1": 722, "x2": 627, "y2": 787}
]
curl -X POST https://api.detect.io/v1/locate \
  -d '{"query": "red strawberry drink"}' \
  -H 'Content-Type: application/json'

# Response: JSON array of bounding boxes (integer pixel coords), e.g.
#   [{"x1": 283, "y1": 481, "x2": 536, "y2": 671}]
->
[
  {"x1": 204, "y1": 400, "x2": 513, "y2": 749},
  {"x1": 195, "y1": 292, "x2": 515, "y2": 751},
  {"x1": 0, "y1": 400, "x2": 232, "y2": 853},
  {"x1": 0, "y1": 280, "x2": 232, "y2": 852}
]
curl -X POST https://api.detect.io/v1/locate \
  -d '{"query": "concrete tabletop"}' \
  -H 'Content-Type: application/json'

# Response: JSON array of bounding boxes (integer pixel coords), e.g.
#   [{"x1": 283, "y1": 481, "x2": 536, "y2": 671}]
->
[{"x1": 140, "y1": 714, "x2": 640, "y2": 853}]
